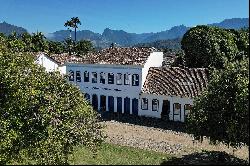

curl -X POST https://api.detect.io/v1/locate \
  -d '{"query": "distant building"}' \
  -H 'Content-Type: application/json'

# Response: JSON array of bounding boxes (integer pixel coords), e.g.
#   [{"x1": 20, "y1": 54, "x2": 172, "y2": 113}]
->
[{"x1": 35, "y1": 47, "x2": 208, "y2": 122}]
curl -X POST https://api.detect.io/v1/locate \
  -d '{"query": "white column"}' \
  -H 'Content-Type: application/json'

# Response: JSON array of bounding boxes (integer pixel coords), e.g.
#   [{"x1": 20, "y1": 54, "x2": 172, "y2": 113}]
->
[
  {"x1": 121, "y1": 97, "x2": 124, "y2": 114},
  {"x1": 114, "y1": 97, "x2": 117, "y2": 112},
  {"x1": 106, "y1": 95, "x2": 109, "y2": 112},
  {"x1": 181, "y1": 103, "x2": 185, "y2": 122},
  {"x1": 169, "y1": 97, "x2": 173, "y2": 121},
  {"x1": 89, "y1": 93, "x2": 92, "y2": 105},
  {"x1": 158, "y1": 99, "x2": 163, "y2": 118}
]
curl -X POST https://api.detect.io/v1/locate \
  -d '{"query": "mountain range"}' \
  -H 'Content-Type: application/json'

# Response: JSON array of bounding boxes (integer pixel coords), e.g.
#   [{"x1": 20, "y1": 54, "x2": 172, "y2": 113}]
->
[{"x1": 0, "y1": 18, "x2": 249, "y2": 48}]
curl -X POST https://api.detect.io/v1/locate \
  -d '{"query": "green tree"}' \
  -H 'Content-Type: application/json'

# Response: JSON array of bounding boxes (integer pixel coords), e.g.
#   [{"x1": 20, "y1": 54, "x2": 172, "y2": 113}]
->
[
  {"x1": 20, "y1": 32, "x2": 33, "y2": 52},
  {"x1": 187, "y1": 55, "x2": 249, "y2": 147},
  {"x1": 0, "y1": 37, "x2": 104, "y2": 164},
  {"x1": 31, "y1": 32, "x2": 48, "y2": 52},
  {"x1": 181, "y1": 25, "x2": 241, "y2": 69},
  {"x1": 75, "y1": 40, "x2": 94, "y2": 56},
  {"x1": 64, "y1": 17, "x2": 81, "y2": 42},
  {"x1": 64, "y1": 37, "x2": 74, "y2": 55},
  {"x1": 47, "y1": 40, "x2": 64, "y2": 54}
]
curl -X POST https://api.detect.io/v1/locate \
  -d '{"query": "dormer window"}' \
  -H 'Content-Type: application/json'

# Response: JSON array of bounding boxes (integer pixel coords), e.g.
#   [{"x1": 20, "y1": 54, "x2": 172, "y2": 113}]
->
[
  {"x1": 76, "y1": 71, "x2": 81, "y2": 82},
  {"x1": 92, "y1": 72, "x2": 97, "y2": 83},
  {"x1": 84, "y1": 71, "x2": 89, "y2": 82},
  {"x1": 124, "y1": 74, "x2": 130, "y2": 85},
  {"x1": 69, "y1": 70, "x2": 74, "y2": 81},
  {"x1": 108, "y1": 73, "x2": 114, "y2": 84},
  {"x1": 100, "y1": 72, "x2": 105, "y2": 84},
  {"x1": 116, "y1": 73, "x2": 122, "y2": 85},
  {"x1": 132, "y1": 74, "x2": 139, "y2": 86}
]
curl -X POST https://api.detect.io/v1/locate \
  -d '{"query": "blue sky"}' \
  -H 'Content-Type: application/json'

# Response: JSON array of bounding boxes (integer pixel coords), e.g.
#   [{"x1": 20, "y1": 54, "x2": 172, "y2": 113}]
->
[{"x1": 0, "y1": 0, "x2": 249, "y2": 34}]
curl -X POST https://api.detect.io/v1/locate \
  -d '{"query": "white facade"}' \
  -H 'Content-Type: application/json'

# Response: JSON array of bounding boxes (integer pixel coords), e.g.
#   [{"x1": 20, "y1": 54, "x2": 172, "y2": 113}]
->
[
  {"x1": 65, "y1": 51, "x2": 195, "y2": 122},
  {"x1": 139, "y1": 93, "x2": 193, "y2": 122},
  {"x1": 35, "y1": 53, "x2": 66, "y2": 74}
]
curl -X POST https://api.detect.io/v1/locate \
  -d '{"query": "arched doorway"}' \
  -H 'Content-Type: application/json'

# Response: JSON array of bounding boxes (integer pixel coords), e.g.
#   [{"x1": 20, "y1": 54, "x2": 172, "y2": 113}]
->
[
  {"x1": 132, "y1": 98, "x2": 138, "y2": 115},
  {"x1": 92, "y1": 94, "x2": 98, "y2": 111}
]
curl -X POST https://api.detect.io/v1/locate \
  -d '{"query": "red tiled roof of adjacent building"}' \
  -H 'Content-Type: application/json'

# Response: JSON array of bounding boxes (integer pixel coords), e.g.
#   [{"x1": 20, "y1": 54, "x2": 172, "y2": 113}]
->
[{"x1": 142, "y1": 67, "x2": 209, "y2": 98}]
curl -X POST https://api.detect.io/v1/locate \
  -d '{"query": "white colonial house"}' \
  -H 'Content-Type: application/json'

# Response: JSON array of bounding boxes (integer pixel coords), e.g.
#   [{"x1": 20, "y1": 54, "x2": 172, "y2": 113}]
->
[
  {"x1": 34, "y1": 52, "x2": 83, "y2": 74},
  {"x1": 36, "y1": 47, "x2": 208, "y2": 122}
]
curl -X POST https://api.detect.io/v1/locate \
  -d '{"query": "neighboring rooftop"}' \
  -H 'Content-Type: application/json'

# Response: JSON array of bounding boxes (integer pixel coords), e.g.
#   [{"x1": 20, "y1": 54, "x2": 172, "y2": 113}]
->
[
  {"x1": 142, "y1": 67, "x2": 209, "y2": 98},
  {"x1": 35, "y1": 52, "x2": 84, "y2": 65},
  {"x1": 80, "y1": 47, "x2": 159, "y2": 65},
  {"x1": 34, "y1": 47, "x2": 159, "y2": 66}
]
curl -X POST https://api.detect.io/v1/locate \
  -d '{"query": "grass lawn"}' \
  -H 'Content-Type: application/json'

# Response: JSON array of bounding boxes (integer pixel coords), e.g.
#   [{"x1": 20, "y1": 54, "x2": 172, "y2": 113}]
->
[{"x1": 69, "y1": 143, "x2": 173, "y2": 165}]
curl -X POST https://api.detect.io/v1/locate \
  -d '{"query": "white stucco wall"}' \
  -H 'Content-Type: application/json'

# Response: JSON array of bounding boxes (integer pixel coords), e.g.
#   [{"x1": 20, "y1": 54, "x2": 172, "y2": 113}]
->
[
  {"x1": 66, "y1": 63, "x2": 142, "y2": 114},
  {"x1": 35, "y1": 53, "x2": 66, "y2": 74},
  {"x1": 139, "y1": 93, "x2": 193, "y2": 122},
  {"x1": 141, "y1": 51, "x2": 163, "y2": 88}
]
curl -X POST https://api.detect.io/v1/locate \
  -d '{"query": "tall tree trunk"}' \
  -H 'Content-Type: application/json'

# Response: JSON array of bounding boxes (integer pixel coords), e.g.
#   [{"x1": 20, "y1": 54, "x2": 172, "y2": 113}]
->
[{"x1": 75, "y1": 27, "x2": 76, "y2": 41}]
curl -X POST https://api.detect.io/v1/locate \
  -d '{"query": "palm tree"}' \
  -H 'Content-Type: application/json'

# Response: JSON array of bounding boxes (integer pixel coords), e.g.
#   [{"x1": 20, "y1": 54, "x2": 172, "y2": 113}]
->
[{"x1": 64, "y1": 17, "x2": 81, "y2": 42}]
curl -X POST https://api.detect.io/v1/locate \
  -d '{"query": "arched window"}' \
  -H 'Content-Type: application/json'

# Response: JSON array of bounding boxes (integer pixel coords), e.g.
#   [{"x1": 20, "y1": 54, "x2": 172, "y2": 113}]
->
[
  {"x1": 132, "y1": 74, "x2": 139, "y2": 86},
  {"x1": 152, "y1": 99, "x2": 159, "y2": 111},
  {"x1": 69, "y1": 70, "x2": 74, "y2": 81}
]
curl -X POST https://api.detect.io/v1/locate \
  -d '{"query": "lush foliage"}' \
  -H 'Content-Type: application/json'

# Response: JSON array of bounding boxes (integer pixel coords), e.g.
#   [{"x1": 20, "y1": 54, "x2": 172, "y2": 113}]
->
[
  {"x1": 0, "y1": 36, "x2": 104, "y2": 164},
  {"x1": 0, "y1": 32, "x2": 94, "y2": 55},
  {"x1": 181, "y1": 26, "x2": 249, "y2": 68},
  {"x1": 187, "y1": 56, "x2": 249, "y2": 147}
]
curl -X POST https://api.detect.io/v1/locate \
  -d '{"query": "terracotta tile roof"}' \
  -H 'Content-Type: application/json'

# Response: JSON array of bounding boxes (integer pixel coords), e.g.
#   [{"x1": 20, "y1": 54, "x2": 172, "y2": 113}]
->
[
  {"x1": 80, "y1": 47, "x2": 159, "y2": 65},
  {"x1": 34, "y1": 52, "x2": 84, "y2": 65},
  {"x1": 142, "y1": 67, "x2": 209, "y2": 98}
]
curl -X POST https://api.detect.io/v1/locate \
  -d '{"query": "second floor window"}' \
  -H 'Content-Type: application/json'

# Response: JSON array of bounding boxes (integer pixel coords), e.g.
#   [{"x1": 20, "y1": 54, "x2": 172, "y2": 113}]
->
[
  {"x1": 69, "y1": 70, "x2": 74, "y2": 81},
  {"x1": 116, "y1": 73, "x2": 122, "y2": 85},
  {"x1": 141, "y1": 98, "x2": 148, "y2": 110},
  {"x1": 108, "y1": 73, "x2": 114, "y2": 84},
  {"x1": 100, "y1": 72, "x2": 105, "y2": 84},
  {"x1": 76, "y1": 71, "x2": 81, "y2": 82},
  {"x1": 92, "y1": 72, "x2": 97, "y2": 83},
  {"x1": 84, "y1": 71, "x2": 89, "y2": 82},
  {"x1": 124, "y1": 73, "x2": 130, "y2": 85},
  {"x1": 132, "y1": 74, "x2": 139, "y2": 86}
]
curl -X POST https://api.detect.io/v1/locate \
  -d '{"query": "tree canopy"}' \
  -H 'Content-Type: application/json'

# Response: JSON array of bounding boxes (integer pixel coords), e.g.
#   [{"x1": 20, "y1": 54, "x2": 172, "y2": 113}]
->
[
  {"x1": 186, "y1": 56, "x2": 249, "y2": 147},
  {"x1": 181, "y1": 26, "x2": 249, "y2": 68},
  {"x1": 0, "y1": 32, "x2": 103, "y2": 164}
]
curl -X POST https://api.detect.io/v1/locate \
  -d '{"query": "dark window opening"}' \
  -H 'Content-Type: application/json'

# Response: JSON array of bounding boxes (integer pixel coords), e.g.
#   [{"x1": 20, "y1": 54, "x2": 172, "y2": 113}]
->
[
  {"x1": 69, "y1": 70, "x2": 74, "y2": 81},
  {"x1": 92, "y1": 72, "x2": 97, "y2": 83},
  {"x1": 141, "y1": 98, "x2": 148, "y2": 110},
  {"x1": 84, "y1": 71, "x2": 89, "y2": 82},
  {"x1": 132, "y1": 74, "x2": 139, "y2": 86},
  {"x1": 124, "y1": 74, "x2": 130, "y2": 85},
  {"x1": 100, "y1": 72, "x2": 105, "y2": 84},
  {"x1": 108, "y1": 73, "x2": 114, "y2": 84},
  {"x1": 76, "y1": 71, "x2": 81, "y2": 82},
  {"x1": 152, "y1": 99, "x2": 159, "y2": 111},
  {"x1": 116, "y1": 73, "x2": 122, "y2": 85}
]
